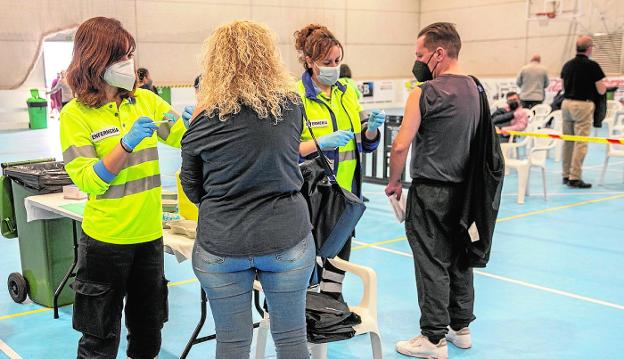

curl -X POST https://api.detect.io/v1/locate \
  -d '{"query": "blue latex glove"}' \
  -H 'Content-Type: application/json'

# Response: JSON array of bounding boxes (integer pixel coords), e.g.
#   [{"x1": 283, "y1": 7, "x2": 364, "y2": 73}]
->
[
  {"x1": 122, "y1": 116, "x2": 158, "y2": 150},
  {"x1": 318, "y1": 130, "x2": 353, "y2": 150},
  {"x1": 182, "y1": 105, "x2": 195, "y2": 128},
  {"x1": 367, "y1": 109, "x2": 386, "y2": 132},
  {"x1": 163, "y1": 112, "x2": 177, "y2": 123}
]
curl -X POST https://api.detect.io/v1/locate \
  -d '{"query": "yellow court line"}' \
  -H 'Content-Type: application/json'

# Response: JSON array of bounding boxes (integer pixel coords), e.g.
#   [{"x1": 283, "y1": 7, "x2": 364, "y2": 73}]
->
[
  {"x1": 353, "y1": 193, "x2": 624, "y2": 250},
  {"x1": 0, "y1": 308, "x2": 51, "y2": 321},
  {"x1": 496, "y1": 193, "x2": 624, "y2": 223},
  {"x1": 0, "y1": 280, "x2": 199, "y2": 322},
  {"x1": 168, "y1": 278, "x2": 198, "y2": 287},
  {"x1": 352, "y1": 236, "x2": 406, "y2": 250}
]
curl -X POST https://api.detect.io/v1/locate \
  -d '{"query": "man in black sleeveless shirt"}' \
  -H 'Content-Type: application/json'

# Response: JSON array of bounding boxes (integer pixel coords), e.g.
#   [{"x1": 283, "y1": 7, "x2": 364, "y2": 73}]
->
[{"x1": 386, "y1": 22, "x2": 479, "y2": 359}]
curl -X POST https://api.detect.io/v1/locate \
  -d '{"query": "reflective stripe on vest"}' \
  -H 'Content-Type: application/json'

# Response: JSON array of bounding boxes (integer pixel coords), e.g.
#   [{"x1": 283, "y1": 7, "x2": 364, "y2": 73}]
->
[
  {"x1": 97, "y1": 174, "x2": 161, "y2": 200},
  {"x1": 63, "y1": 145, "x2": 97, "y2": 162}
]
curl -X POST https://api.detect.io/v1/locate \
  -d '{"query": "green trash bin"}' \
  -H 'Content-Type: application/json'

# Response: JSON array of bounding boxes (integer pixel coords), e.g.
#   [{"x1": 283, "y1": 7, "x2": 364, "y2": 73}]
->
[
  {"x1": 3, "y1": 161, "x2": 77, "y2": 308},
  {"x1": 26, "y1": 88, "x2": 48, "y2": 130},
  {"x1": 606, "y1": 86, "x2": 618, "y2": 101},
  {"x1": 156, "y1": 86, "x2": 172, "y2": 104}
]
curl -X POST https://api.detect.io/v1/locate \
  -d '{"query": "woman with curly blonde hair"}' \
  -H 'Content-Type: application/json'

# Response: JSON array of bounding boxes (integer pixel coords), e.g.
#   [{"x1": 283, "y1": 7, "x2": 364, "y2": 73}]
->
[{"x1": 180, "y1": 20, "x2": 314, "y2": 359}]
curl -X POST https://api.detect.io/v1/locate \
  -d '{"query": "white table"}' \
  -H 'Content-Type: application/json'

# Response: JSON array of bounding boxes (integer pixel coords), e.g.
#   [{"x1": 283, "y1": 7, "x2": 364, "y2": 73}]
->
[
  {"x1": 23, "y1": 192, "x2": 195, "y2": 319},
  {"x1": 24, "y1": 193, "x2": 262, "y2": 358},
  {"x1": 24, "y1": 193, "x2": 195, "y2": 262}
]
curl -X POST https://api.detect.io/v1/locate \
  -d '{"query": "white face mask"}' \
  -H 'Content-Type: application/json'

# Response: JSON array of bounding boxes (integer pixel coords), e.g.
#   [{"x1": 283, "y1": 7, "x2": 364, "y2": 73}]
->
[
  {"x1": 103, "y1": 58, "x2": 136, "y2": 91},
  {"x1": 315, "y1": 63, "x2": 341, "y2": 86}
]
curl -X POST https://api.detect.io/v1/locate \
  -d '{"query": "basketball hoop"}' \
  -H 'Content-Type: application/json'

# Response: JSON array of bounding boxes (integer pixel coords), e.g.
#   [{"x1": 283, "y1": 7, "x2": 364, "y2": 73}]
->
[{"x1": 535, "y1": 11, "x2": 556, "y2": 26}]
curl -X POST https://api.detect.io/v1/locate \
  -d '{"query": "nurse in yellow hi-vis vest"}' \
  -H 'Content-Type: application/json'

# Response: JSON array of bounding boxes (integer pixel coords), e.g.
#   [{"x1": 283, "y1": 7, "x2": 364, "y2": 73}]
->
[
  {"x1": 59, "y1": 17, "x2": 186, "y2": 359},
  {"x1": 294, "y1": 24, "x2": 386, "y2": 300}
]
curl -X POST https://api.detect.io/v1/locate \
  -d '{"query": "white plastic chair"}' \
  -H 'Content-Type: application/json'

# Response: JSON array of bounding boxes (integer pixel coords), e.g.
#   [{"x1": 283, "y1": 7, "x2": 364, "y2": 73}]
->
[
  {"x1": 526, "y1": 130, "x2": 558, "y2": 200},
  {"x1": 534, "y1": 109, "x2": 560, "y2": 130},
  {"x1": 523, "y1": 108, "x2": 535, "y2": 126},
  {"x1": 601, "y1": 101, "x2": 623, "y2": 130},
  {"x1": 501, "y1": 119, "x2": 536, "y2": 161},
  {"x1": 599, "y1": 111, "x2": 624, "y2": 185},
  {"x1": 530, "y1": 103, "x2": 551, "y2": 127},
  {"x1": 254, "y1": 257, "x2": 382, "y2": 359},
  {"x1": 550, "y1": 111, "x2": 564, "y2": 162},
  {"x1": 595, "y1": 101, "x2": 624, "y2": 137},
  {"x1": 534, "y1": 110, "x2": 563, "y2": 160},
  {"x1": 502, "y1": 129, "x2": 557, "y2": 204}
]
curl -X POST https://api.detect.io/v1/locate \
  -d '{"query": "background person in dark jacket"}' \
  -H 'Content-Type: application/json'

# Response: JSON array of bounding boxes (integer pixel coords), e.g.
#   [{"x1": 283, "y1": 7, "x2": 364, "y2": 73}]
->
[
  {"x1": 385, "y1": 22, "x2": 479, "y2": 359},
  {"x1": 180, "y1": 20, "x2": 314, "y2": 359}
]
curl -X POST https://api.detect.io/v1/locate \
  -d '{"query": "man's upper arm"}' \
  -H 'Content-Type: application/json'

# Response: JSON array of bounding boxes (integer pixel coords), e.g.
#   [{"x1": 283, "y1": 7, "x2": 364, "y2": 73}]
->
[
  {"x1": 593, "y1": 63, "x2": 607, "y2": 95},
  {"x1": 395, "y1": 88, "x2": 422, "y2": 152},
  {"x1": 595, "y1": 79, "x2": 607, "y2": 95}
]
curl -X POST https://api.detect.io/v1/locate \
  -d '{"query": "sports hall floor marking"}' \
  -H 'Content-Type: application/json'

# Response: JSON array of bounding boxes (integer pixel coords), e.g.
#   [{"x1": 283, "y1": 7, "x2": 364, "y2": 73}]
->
[
  {"x1": 352, "y1": 240, "x2": 624, "y2": 311},
  {"x1": 168, "y1": 278, "x2": 198, "y2": 287},
  {"x1": 353, "y1": 192, "x2": 624, "y2": 249},
  {"x1": 495, "y1": 193, "x2": 624, "y2": 223},
  {"x1": 0, "y1": 280, "x2": 200, "y2": 322},
  {"x1": 2, "y1": 193, "x2": 623, "y2": 321},
  {"x1": 0, "y1": 308, "x2": 51, "y2": 321},
  {"x1": 0, "y1": 339, "x2": 23, "y2": 359},
  {"x1": 502, "y1": 191, "x2": 624, "y2": 197},
  {"x1": 352, "y1": 237, "x2": 407, "y2": 250}
]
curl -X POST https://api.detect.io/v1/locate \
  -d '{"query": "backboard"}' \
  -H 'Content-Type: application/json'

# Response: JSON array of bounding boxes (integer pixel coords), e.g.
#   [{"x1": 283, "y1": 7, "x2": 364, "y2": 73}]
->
[{"x1": 527, "y1": 0, "x2": 582, "y2": 22}]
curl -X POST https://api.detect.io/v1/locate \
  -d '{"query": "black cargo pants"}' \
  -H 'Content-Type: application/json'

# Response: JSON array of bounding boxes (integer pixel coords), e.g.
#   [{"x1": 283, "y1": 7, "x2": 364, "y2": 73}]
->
[
  {"x1": 405, "y1": 180, "x2": 476, "y2": 343},
  {"x1": 71, "y1": 233, "x2": 168, "y2": 359}
]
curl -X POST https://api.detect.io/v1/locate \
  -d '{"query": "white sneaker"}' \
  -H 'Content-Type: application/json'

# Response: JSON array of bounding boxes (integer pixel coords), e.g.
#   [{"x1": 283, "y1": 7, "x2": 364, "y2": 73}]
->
[
  {"x1": 395, "y1": 335, "x2": 448, "y2": 359},
  {"x1": 446, "y1": 326, "x2": 472, "y2": 349}
]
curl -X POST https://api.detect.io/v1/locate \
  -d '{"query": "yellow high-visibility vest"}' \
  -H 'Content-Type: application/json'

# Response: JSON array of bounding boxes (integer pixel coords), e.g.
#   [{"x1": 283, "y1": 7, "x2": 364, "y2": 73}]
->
[{"x1": 60, "y1": 88, "x2": 186, "y2": 244}]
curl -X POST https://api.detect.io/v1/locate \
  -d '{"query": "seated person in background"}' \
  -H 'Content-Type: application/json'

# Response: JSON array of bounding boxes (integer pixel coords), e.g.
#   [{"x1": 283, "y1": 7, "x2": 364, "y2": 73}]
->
[
  {"x1": 491, "y1": 91, "x2": 528, "y2": 136},
  {"x1": 180, "y1": 75, "x2": 203, "y2": 127},
  {"x1": 137, "y1": 67, "x2": 158, "y2": 94},
  {"x1": 193, "y1": 74, "x2": 201, "y2": 93},
  {"x1": 339, "y1": 64, "x2": 362, "y2": 100}
]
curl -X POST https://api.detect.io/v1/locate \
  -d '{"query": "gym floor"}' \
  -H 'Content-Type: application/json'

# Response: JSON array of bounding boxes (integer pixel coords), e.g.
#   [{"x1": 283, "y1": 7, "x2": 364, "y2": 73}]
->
[{"x1": 1, "y1": 120, "x2": 623, "y2": 358}]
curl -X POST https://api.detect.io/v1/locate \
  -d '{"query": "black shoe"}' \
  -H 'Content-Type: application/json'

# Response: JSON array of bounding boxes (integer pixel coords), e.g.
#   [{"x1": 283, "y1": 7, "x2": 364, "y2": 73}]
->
[
  {"x1": 562, "y1": 177, "x2": 569, "y2": 184},
  {"x1": 568, "y1": 179, "x2": 592, "y2": 188},
  {"x1": 363, "y1": 196, "x2": 370, "y2": 202}
]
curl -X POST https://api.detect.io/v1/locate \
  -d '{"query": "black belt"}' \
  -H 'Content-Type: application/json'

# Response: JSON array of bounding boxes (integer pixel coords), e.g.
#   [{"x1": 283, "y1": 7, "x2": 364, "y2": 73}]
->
[{"x1": 564, "y1": 98, "x2": 592, "y2": 102}]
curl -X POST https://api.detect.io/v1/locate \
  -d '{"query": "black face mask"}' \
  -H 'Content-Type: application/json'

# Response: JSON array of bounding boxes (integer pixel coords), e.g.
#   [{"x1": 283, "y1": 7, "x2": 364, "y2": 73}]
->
[
  {"x1": 412, "y1": 53, "x2": 437, "y2": 82},
  {"x1": 508, "y1": 100, "x2": 519, "y2": 111}
]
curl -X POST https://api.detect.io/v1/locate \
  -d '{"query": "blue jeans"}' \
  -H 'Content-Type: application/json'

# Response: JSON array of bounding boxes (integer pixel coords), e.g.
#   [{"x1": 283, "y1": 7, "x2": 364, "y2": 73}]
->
[{"x1": 192, "y1": 233, "x2": 315, "y2": 359}]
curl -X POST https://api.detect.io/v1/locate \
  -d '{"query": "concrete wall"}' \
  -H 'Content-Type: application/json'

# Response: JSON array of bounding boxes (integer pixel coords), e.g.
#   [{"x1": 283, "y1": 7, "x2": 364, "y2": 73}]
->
[
  {"x1": 0, "y1": 0, "x2": 420, "y2": 128},
  {"x1": 2, "y1": 0, "x2": 624, "y2": 129},
  {"x1": 419, "y1": 0, "x2": 624, "y2": 76},
  {"x1": 136, "y1": 0, "x2": 420, "y2": 84}
]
